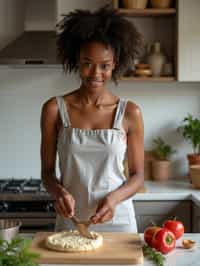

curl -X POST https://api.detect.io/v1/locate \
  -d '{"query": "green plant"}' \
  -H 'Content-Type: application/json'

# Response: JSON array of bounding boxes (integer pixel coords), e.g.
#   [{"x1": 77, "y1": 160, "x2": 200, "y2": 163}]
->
[
  {"x1": 178, "y1": 114, "x2": 200, "y2": 154},
  {"x1": 143, "y1": 245, "x2": 165, "y2": 266},
  {"x1": 0, "y1": 236, "x2": 39, "y2": 266},
  {"x1": 153, "y1": 137, "x2": 176, "y2": 160}
]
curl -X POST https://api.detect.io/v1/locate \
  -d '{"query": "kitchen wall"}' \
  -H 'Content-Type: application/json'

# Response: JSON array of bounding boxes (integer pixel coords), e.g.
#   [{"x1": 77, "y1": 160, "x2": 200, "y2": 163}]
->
[{"x1": 0, "y1": 67, "x2": 200, "y2": 179}]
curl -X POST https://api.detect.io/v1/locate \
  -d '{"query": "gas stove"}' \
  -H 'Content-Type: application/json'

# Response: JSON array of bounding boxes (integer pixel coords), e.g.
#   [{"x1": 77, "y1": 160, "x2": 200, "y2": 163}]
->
[
  {"x1": 0, "y1": 178, "x2": 46, "y2": 194},
  {"x1": 0, "y1": 178, "x2": 55, "y2": 232}
]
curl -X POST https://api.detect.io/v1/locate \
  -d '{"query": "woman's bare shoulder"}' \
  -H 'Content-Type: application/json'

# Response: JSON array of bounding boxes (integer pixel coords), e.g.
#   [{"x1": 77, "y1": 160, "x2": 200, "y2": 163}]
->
[
  {"x1": 42, "y1": 97, "x2": 58, "y2": 116},
  {"x1": 125, "y1": 100, "x2": 142, "y2": 121}
]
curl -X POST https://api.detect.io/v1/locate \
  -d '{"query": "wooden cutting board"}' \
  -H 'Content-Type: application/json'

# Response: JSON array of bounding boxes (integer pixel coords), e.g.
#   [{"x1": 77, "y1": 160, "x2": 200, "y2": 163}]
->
[{"x1": 30, "y1": 232, "x2": 144, "y2": 265}]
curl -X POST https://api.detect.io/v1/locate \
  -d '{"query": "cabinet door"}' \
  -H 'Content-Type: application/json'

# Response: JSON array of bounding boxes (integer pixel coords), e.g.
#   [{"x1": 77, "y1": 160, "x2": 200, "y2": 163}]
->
[
  {"x1": 178, "y1": 0, "x2": 200, "y2": 81},
  {"x1": 192, "y1": 203, "x2": 200, "y2": 233},
  {"x1": 56, "y1": 0, "x2": 110, "y2": 23},
  {"x1": 134, "y1": 201, "x2": 191, "y2": 233}
]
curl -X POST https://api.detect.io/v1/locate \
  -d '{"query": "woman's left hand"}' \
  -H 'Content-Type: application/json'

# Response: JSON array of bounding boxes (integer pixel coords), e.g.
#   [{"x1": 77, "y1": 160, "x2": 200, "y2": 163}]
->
[{"x1": 91, "y1": 194, "x2": 118, "y2": 224}]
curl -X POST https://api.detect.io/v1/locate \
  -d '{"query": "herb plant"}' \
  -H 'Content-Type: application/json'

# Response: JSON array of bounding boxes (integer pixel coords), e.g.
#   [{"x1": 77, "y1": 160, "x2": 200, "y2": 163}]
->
[
  {"x1": 178, "y1": 113, "x2": 200, "y2": 154},
  {"x1": 143, "y1": 245, "x2": 165, "y2": 266},
  {"x1": 0, "y1": 236, "x2": 39, "y2": 266},
  {"x1": 153, "y1": 137, "x2": 176, "y2": 160}
]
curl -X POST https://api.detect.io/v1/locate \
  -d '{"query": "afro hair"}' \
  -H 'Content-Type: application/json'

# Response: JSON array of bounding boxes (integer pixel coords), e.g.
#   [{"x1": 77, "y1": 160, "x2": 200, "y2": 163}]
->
[{"x1": 56, "y1": 5, "x2": 142, "y2": 82}]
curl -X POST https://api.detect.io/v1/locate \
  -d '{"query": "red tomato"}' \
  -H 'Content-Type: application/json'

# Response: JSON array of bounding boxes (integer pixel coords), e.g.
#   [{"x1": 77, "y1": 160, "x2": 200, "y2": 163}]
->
[
  {"x1": 151, "y1": 228, "x2": 176, "y2": 254},
  {"x1": 144, "y1": 226, "x2": 162, "y2": 246},
  {"x1": 163, "y1": 219, "x2": 184, "y2": 240}
]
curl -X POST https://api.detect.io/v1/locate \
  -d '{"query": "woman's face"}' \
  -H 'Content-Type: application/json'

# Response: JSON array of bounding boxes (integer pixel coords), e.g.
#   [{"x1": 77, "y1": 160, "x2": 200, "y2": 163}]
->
[{"x1": 79, "y1": 42, "x2": 115, "y2": 90}]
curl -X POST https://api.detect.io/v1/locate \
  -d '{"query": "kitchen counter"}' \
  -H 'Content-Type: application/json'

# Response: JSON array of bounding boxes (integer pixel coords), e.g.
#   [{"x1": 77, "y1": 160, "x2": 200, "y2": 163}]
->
[
  {"x1": 23, "y1": 233, "x2": 199, "y2": 266},
  {"x1": 1, "y1": 178, "x2": 199, "y2": 203},
  {"x1": 133, "y1": 178, "x2": 200, "y2": 206}
]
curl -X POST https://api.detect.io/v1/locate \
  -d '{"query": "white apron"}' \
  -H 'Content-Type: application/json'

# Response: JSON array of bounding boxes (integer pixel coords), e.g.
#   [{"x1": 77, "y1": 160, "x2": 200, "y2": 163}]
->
[{"x1": 55, "y1": 96, "x2": 137, "y2": 232}]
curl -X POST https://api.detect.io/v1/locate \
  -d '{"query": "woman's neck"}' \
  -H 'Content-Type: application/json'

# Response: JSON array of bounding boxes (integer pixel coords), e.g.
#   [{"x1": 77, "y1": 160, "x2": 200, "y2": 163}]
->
[{"x1": 77, "y1": 86, "x2": 110, "y2": 106}]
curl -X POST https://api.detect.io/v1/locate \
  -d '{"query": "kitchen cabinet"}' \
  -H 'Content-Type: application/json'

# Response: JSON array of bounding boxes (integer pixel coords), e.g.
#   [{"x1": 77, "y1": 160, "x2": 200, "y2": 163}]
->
[
  {"x1": 113, "y1": 1, "x2": 177, "y2": 82},
  {"x1": 178, "y1": 0, "x2": 200, "y2": 81},
  {"x1": 192, "y1": 203, "x2": 200, "y2": 233},
  {"x1": 134, "y1": 200, "x2": 191, "y2": 233}
]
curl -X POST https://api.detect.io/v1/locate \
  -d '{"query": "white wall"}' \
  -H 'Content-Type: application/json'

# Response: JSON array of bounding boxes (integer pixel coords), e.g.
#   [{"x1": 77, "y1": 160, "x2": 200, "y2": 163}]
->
[{"x1": 0, "y1": 67, "x2": 200, "y2": 179}]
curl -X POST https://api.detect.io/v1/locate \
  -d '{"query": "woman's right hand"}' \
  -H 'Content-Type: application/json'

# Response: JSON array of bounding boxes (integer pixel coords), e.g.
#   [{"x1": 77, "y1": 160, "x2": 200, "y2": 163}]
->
[{"x1": 53, "y1": 185, "x2": 75, "y2": 218}]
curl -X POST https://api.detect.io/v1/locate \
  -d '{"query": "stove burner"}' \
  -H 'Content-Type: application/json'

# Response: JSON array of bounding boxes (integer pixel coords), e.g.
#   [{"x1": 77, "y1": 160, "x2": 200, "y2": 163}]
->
[{"x1": 0, "y1": 178, "x2": 46, "y2": 194}]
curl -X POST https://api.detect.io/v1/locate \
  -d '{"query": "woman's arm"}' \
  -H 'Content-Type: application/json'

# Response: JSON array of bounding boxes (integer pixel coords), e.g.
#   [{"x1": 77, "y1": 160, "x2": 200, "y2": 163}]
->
[
  {"x1": 92, "y1": 102, "x2": 144, "y2": 224},
  {"x1": 110, "y1": 102, "x2": 144, "y2": 202},
  {"x1": 40, "y1": 98, "x2": 75, "y2": 218}
]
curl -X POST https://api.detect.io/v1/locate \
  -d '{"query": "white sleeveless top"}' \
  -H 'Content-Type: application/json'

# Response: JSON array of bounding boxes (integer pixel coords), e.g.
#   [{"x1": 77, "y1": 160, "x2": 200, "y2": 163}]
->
[{"x1": 55, "y1": 96, "x2": 137, "y2": 232}]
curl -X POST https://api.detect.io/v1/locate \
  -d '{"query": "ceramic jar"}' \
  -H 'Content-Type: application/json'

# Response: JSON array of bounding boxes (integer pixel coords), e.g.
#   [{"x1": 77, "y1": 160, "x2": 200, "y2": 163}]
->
[{"x1": 147, "y1": 42, "x2": 166, "y2": 77}]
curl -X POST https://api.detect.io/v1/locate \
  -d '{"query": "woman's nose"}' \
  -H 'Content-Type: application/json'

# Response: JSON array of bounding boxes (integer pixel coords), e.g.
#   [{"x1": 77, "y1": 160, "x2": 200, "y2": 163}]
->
[{"x1": 91, "y1": 65, "x2": 101, "y2": 76}]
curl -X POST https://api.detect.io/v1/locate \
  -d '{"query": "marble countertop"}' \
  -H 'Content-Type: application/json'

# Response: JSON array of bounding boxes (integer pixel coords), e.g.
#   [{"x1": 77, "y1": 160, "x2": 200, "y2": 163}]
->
[
  {"x1": 34, "y1": 233, "x2": 200, "y2": 266},
  {"x1": 133, "y1": 178, "x2": 200, "y2": 206}
]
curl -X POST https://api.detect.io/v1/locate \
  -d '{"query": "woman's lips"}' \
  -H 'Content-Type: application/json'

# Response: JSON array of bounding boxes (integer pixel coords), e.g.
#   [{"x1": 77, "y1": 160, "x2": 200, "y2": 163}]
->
[{"x1": 87, "y1": 79, "x2": 103, "y2": 86}]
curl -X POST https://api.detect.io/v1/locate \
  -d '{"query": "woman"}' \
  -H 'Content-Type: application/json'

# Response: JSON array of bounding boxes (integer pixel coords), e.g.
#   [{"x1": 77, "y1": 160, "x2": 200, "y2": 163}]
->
[{"x1": 40, "y1": 6, "x2": 144, "y2": 233}]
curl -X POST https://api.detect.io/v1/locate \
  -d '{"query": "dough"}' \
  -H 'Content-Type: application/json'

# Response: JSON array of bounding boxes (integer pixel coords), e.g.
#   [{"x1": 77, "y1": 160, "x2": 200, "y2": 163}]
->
[{"x1": 46, "y1": 230, "x2": 103, "y2": 252}]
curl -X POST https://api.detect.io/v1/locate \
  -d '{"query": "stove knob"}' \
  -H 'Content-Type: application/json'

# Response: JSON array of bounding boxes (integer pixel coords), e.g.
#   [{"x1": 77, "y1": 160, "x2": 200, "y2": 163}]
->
[
  {"x1": 46, "y1": 202, "x2": 54, "y2": 212},
  {"x1": 0, "y1": 202, "x2": 8, "y2": 212}
]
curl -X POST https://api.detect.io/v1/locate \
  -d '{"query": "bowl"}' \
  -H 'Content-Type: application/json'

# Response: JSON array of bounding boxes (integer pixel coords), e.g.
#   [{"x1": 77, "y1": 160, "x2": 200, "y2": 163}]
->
[
  {"x1": 0, "y1": 220, "x2": 22, "y2": 242},
  {"x1": 135, "y1": 63, "x2": 150, "y2": 69},
  {"x1": 189, "y1": 165, "x2": 200, "y2": 189},
  {"x1": 134, "y1": 68, "x2": 152, "y2": 77}
]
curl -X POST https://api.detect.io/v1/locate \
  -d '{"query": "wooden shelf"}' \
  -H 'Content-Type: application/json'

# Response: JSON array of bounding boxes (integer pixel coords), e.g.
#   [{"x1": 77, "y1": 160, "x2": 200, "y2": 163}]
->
[
  {"x1": 117, "y1": 8, "x2": 176, "y2": 17},
  {"x1": 120, "y1": 76, "x2": 176, "y2": 82}
]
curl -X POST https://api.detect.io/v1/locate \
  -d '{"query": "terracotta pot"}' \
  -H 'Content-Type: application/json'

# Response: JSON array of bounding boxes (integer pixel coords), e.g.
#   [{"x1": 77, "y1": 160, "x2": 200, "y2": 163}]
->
[
  {"x1": 189, "y1": 165, "x2": 200, "y2": 189},
  {"x1": 150, "y1": 0, "x2": 173, "y2": 9},
  {"x1": 122, "y1": 0, "x2": 148, "y2": 9},
  {"x1": 187, "y1": 154, "x2": 200, "y2": 166},
  {"x1": 152, "y1": 160, "x2": 171, "y2": 181}
]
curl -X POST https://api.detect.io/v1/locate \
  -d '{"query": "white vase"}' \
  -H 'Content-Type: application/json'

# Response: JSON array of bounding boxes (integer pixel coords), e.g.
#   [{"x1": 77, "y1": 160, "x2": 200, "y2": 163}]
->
[{"x1": 147, "y1": 42, "x2": 166, "y2": 77}]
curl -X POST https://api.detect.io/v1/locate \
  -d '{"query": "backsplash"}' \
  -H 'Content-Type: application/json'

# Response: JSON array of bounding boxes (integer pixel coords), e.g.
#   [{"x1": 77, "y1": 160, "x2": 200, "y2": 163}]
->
[{"x1": 0, "y1": 67, "x2": 200, "y2": 178}]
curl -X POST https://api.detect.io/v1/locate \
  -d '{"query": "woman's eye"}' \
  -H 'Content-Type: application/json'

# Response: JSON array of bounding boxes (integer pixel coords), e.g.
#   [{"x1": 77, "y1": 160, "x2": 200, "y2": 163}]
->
[
  {"x1": 101, "y1": 64, "x2": 111, "y2": 70},
  {"x1": 84, "y1": 62, "x2": 92, "y2": 67}
]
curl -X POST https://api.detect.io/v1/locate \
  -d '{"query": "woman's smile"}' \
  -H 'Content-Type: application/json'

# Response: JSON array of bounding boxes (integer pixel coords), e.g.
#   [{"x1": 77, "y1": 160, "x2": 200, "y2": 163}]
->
[{"x1": 86, "y1": 78, "x2": 104, "y2": 87}]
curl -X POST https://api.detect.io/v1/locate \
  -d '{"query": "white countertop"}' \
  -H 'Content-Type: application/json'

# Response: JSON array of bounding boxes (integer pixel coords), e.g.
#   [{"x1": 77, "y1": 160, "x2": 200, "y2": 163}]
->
[
  {"x1": 35, "y1": 233, "x2": 200, "y2": 266},
  {"x1": 133, "y1": 178, "x2": 200, "y2": 206}
]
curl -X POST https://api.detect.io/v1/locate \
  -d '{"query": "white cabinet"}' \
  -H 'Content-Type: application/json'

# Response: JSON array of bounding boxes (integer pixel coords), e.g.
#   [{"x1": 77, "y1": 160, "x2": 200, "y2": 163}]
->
[
  {"x1": 134, "y1": 200, "x2": 191, "y2": 233},
  {"x1": 178, "y1": 0, "x2": 200, "y2": 81}
]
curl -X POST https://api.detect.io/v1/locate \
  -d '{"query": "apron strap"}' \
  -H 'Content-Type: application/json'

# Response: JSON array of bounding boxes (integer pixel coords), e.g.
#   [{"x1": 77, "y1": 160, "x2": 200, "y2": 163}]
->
[
  {"x1": 113, "y1": 99, "x2": 128, "y2": 130},
  {"x1": 56, "y1": 96, "x2": 71, "y2": 127}
]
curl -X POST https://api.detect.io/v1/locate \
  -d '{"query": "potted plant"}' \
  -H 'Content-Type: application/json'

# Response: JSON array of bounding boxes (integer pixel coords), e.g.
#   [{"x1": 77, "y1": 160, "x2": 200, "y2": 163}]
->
[
  {"x1": 152, "y1": 137, "x2": 176, "y2": 181},
  {"x1": 178, "y1": 114, "x2": 200, "y2": 166}
]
